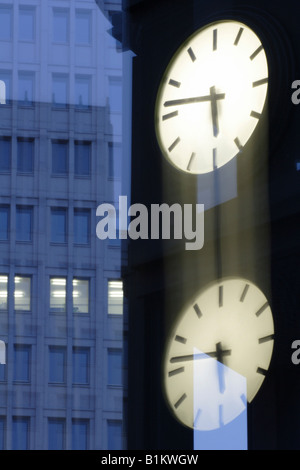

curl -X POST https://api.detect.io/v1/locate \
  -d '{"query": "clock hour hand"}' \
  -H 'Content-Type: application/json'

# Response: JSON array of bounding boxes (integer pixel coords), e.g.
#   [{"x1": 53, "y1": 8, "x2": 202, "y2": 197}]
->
[
  {"x1": 164, "y1": 92, "x2": 226, "y2": 108},
  {"x1": 170, "y1": 348, "x2": 231, "y2": 364},
  {"x1": 210, "y1": 86, "x2": 220, "y2": 137}
]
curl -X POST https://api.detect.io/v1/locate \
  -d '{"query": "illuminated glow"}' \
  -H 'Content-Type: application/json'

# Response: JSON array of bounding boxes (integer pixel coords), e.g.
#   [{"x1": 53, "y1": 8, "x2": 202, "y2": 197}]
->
[
  {"x1": 51, "y1": 278, "x2": 66, "y2": 286},
  {"x1": 155, "y1": 20, "x2": 269, "y2": 174},
  {"x1": 0, "y1": 277, "x2": 8, "y2": 284},
  {"x1": 52, "y1": 291, "x2": 66, "y2": 298}
]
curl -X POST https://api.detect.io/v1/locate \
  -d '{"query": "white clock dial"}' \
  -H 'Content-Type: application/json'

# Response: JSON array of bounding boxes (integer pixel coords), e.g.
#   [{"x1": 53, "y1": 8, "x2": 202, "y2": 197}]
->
[
  {"x1": 155, "y1": 20, "x2": 269, "y2": 174},
  {"x1": 163, "y1": 278, "x2": 274, "y2": 431}
]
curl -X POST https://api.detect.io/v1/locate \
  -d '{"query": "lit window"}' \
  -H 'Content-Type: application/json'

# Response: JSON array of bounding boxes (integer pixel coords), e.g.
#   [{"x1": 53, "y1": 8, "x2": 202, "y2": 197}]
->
[
  {"x1": 73, "y1": 278, "x2": 89, "y2": 314},
  {"x1": 52, "y1": 140, "x2": 68, "y2": 175},
  {"x1": 72, "y1": 419, "x2": 89, "y2": 450},
  {"x1": 74, "y1": 209, "x2": 90, "y2": 245},
  {"x1": 13, "y1": 345, "x2": 31, "y2": 382},
  {"x1": 109, "y1": 77, "x2": 122, "y2": 113},
  {"x1": 0, "y1": 275, "x2": 8, "y2": 310},
  {"x1": 51, "y1": 208, "x2": 67, "y2": 243},
  {"x1": 0, "y1": 6, "x2": 12, "y2": 41},
  {"x1": 16, "y1": 206, "x2": 33, "y2": 242},
  {"x1": 107, "y1": 421, "x2": 123, "y2": 450},
  {"x1": 0, "y1": 137, "x2": 11, "y2": 172},
  {"x1": 18, "y1": 72, "x2": 34, "y2": 106},
  {"x1": 0, "y1": 417, "x2": 5, "y2": 450},
  {"x1": 19, "y1": 7, "x2": 35, "y2": 42},
  {"x1": 49, "y1": 346, "x2": 66, "y2": 383},
  {"x1": 0, "y1": 206, "x2": 9, "y2": 241},
  {"x1": 72, "y1": 347, "x2": 89, "y2": 384},
  {"x1": 53, "y1": 9, "x2": 69, "y2": 44},
  {"x1": 0, "y1": 70, "x2": 11, "y2": 104},
  {"x1": 108, "y1": 142, "x2": 122, "y2": 179},
  {"x1": 75, "y1": 10, "x2": 91, "y2": 45},
  {"x1": 12, "y1": 417, "x2": 29, "y2": 450},
  {"x1": 108, "y1": 349, "x2": 122, "y2": 386},
  {"x1": 17, "y1": 138, "x2": 34, "y2": 173},
  {"x1": 14, "y1": 276, "x2": 31, "y2": 311},
  {"x1": 48, "y1": 418, "x2": 65, "y2": 450},
  {"x1": 74, "y1": 141, "x2": 91, "y2": 176},
  {"x1": 52, "y1": 74, "x2": 68, "y2": 108},
  {"x1": 75, "y1": 75, "x2": 91, "y2": 109},
  {"x1": 50, "y1": 277, "x2": 66, "y2": 313},
  {"x1": 108, "y1": 280, "x2": 123, "y2": 315}
]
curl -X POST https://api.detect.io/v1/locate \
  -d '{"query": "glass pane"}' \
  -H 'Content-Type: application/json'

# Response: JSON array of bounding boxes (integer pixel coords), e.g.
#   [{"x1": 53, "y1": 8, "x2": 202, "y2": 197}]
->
[
  {"x1": 0, "y1": 138, "x2": 11, "y2": 172},
  {"x1": 107, "y1": 421, "x2": 122, "y2": 450},
  {"x1": 0, "y1": 275, "x2": 8, "y2": 310},
  {"x1": 52, "y1": 75, "x2": 68, "y2": 108},
  {"x1": 50, "y1": 277, "x2": 66, "y2": 312},
  {"x1": 108, "y1": 350, "x2": 122, "y2": 385},
  {"x1": 75, "y1": 76, "x2": 91, "y2": 108},
  {"x1": 51, "y1": 208, "x2": 67, "y2": 243},
  {"x1": 12, "y1": 418, "x2": 29, "y2": 450},
  {"x1": 72, "y1": 347, "x2": 89, "y2": 384},
  {"x1": 75, "y1": 11, "x2": 91, "y2": 45},
  {"x1": 14, "y1": 345, "x2": 30, "y2": 382},
  {"x1": 74, "y1": 210, "x2": 90, "y2": 245},
  {"x1": 19, "y1": 7, "x2": 35, "y2": 42},
  {"x1": 52, "y1": 141, "x2": 68, "y2": 174},
  {"x1": 0, "y1": 71, "x2": 11, "y2": 104},
  {"x1": 16, "y1": 206, "x2": 32, "y2": 242},
  {"x1": 0, "y1": 207, "x2": 9, "y2": 241},
  {"x1": 0, "y1": 7, "x2": 12, "y2": 41},
  {"x1": 109, "y1": 77, "x2": 122, "y2": 113},
  {"x1": 0, "y1": 417, "x2": 4, "y2": 450},
  {"x1": 74, "y1": 142, "x2": 91, "y2": 176},
  {"x1": 48, "y1": 419, "x2": 65, "y2": 450},
  {"x1": 73, "y1": 279, "x2": 89, "y2": 313},
  {"x1": 108, "y1": 142, "x2": 122, "y2": 179},
  {"x1": 18, "y1": 72, "x2": 34, "y2": 106},
  {"x1": 53, "y1": 9, "x2": 69, "y2": 43},
  {"x1": 14, "y1": 276, "x2": 31, "y2": 311},
  {"x1": 72, "y1": 420, "x2": 88, "y2": 450},
  {"x1": 108, "y1": 280, "x2": 123, "y2": 315},
  {"x1": 17, "y1": 139, "x2": 34, "y2": 173},
  {"x1": 49, "y1": 346, "x2": 66, "y2": 383}
]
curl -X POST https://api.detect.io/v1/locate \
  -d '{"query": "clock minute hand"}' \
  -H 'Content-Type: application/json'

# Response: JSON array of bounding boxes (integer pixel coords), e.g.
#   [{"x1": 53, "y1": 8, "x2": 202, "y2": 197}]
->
[
  {"x1": 170, "y1": 349, "x2": 231, "y2": 364},
  {"x1": 164, "y1": 92, "x2": 226, "y2": 108}
]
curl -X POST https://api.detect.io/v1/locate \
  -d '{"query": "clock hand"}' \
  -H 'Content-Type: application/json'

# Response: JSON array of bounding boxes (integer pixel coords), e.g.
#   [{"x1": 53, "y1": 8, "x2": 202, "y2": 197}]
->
[
  {"x1": 170, "y1": 349, "x2": 231, "y2": 363},
  {"x1": 210, "y1": 86, "x2": 220, "y2": 137},
  {"x1": 164, "y1": 92, "x2": 225, "y2": 108},
  {"x1": 216, "y1": 342, "x2": 226, "y2": 394}
]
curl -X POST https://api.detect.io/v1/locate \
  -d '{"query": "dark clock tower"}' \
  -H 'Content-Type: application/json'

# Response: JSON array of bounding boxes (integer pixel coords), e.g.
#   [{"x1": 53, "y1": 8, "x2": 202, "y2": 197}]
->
[{"x1": 120, "y1": 0, "x2": 300, "y2": 450}]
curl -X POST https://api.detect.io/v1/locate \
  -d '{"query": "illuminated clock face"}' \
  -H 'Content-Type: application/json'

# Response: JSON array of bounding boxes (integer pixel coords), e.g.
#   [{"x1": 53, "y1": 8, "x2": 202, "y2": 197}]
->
[
  {"x1": 155, "y1": 20, "x2": 269, "y2": 174},
  {"x1": 163, "y1": 278, "x2": 275, "y2": 431}
]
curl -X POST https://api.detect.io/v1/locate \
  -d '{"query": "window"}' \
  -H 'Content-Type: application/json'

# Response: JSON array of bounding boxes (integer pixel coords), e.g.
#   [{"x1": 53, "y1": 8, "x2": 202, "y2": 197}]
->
[
  {"x1": 52, "y1": 74, "x2": 68, "y2": 108},
  {"x1": 52, "y1": 140, "x2": 68, "y2": 174},
  {"x1": 108, "y1": 280, "x2": 123, "y2": 315},
  {"x1": 14, "y1": 276, "x2": 31, "y2": 311},
  {"x1": 72, "y1": 347, "x2": 89, "y2": 384},
  {"x1": 0, "y1": 6, "x2": 12, "y2": 41},
  {"x1": 75, "y1": 10, "x2": 91, "y2": 45},
  {"x1": 18, "y1": 72, "x2": 34, "y2": 106},
  {"x1": 0, "y1": 70, "x2": 11, "y2": 104},
  {"x1": 0, "y1": 206, "x2": 9, "y2": 241},
  {"x1": 75, "y1": 141, "x2": 91, "y2": 176},
  {"x1": 16, "y1": 206, "x2": 33, "y2": 242},
  {"x1": 49, "y1": 346, "x2": 66, "y2": 383},
  {"x1": 50, "y1": 277, "x2": 66, "y2": 313},
  {"x1": 107, "y1": 349, "x2": 122, "y2": 386},
  {"x1": 75, "y1": 75, "x2": 91, "y2": 109},
  {"x1": 0, "y1": 137, "x2": 11, "y2": 172},
  {"x1": 74, "y1": 209, "x2": 90, "y2": 245},
  {"x1": 0, "y1": 275, "x2": 8, "y2": 310},
  {"x1": 51, "y1": 208, "x2": 67, "y2": 244},
  {"x1": 12, "y1": 417, "x2": 29, "y2": 450},
  {"x1": 72, "y1": 419, "x2": 89, "y2": 450},
  {"x1": 53, "y1": 9, "x2": 69, "y2": 43},
  {"x1": 108, "y1": 142, "x2": 122, "y2": 179},
  {"x1": 13, "y1": 345, "x2": 31, "y2": 382},
  {"x1": 109, "y1": 77, "x2": 122, "y2": 113},
  {"x1": 48, "y1": 418, "x2": 65, "y2": 450},
  {"x1": 0, "y1": 417, "x2": 5, "y2": 450},
  {"x1": 19, "y1": 7, "x2": 35, "y2": 42},
  {"x1": 107, "y1": 421, "x2": 122, "y2": 450},
  {"x1": 73, "y1": 278, "x2": 89, "y2": 314},
  {"x1": 17, "y1": 138, "x2": 34, "y2": 173},
  {"x1": 0, "y1": 362, "x2": 5, "y2": 382}
]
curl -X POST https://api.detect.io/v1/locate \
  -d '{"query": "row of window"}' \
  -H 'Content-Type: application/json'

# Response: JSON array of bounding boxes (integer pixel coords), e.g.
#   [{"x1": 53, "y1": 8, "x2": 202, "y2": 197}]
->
[
  {"x1": 0, "y1": 71, "x2": 122, "y2": 110},
  {"x1": 0, "y1": 416, "x2": 122, "y2": 450},
  {"x1": 0, "y1": 345, "x2": 122, "y2": 386},
  {"x1": 0, "y1": 276, "x2": 123, "y2": 315},
  {"x1": 0, "y1": 137, "x2": 122, "y2": 178},
  {"x1": 0, "y1": 5, "x2": 93, "y2": 46}
]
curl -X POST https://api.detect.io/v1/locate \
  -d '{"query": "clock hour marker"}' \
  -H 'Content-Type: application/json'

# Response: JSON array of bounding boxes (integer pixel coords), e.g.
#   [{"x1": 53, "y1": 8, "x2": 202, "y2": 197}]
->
[
  {"x1": 253, "y1": 77, "x2": 268, "y2": 88},
  {"x1": 213, "y1": 29, "x2": 218, "y2": 51},
  {"x1": 187, "y1": 47, "x2": 196, "y2": 62},
  {"x1": 213, "y1": 148, "x2": 217, "y2": 169},
  {"x1": 234, "y1": 137, "x2": 243, "y2": 152},
  {"x1": 219, "y1": 286, "x2": 223, "y2": 308},
  {"x1": 168, "y1": 367, "x2": 185, "y2": 377},
  {"x1": 162, "y1": 110, "x2": 178, "y2": 121},
  {"x1": 219, "y1": 404, "x2": 224, "y2": 427},
  {"x1": 255, "y1": 302, "x2": 269, "y2": 317},
  {"x1": 193, "y1": 303, "x2": 202, "y2": 319},
  {"x1": 168, "y1": 137, "x2": 180, "y2": 153},
  {"x1": 168, "y1": 79, "x2": 181, "y2": 88},
  {"x1": 234, "y1": 27, "x2": 244, "y2": 46},
  {"x1": 257, "y1": 367, "x2": 267, "y2": 376},
  {"x1": 175, "y1": 335, "x2": 187, "y2": 345},
  {"x1": 187, "y1": 152, "x2": 196, "y2": 172},
  {"x1": 174, "y1": 393, "x2": 187, "y2": 409},
  {"x1": 258, "y1": 334, "x2": 275, "y2": 344},
  {"x1": 240, "y1": 283, "x2": 250, "y2": 302},
  {"x1": 193, "y1": 409, "x2": 201, "y2": 428},
  {"x1": 250, "y1": 110, "x2": 262, "y2": 119},
  {"x1": 250, "y1": 44, "x2": 263, "y2": 61},
  {"x1": 240, "y1": 394, "x2": 247, "y2": 407}
]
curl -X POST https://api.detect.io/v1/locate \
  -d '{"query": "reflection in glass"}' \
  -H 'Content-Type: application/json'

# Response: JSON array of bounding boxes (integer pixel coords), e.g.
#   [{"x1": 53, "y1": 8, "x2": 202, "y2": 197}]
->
[
  {"x1": 74, "y1": 209, "x2": 90, "y2": 245},
  {"x1": 0, "y1": 207, "x2": 9, "y2": 241},
  {"x1": 0, "y1": 71, "x2": 11, "y2": 104},
  {"x1": 108, "y1": 280, "x2": 123, "y2": 315},
  {"x1": 19, "y1": 7, "x2": 35, "y2": 42},
  {"x1": 14, "y1": 276, "x2": 31, "y2": 311},
  {"x1": 17, "y1": 138, "x2": 34, "y2": 173},
  {"x1": 18, "y1": 72, "x2": 34, "y2": 106},
  {"x1": 75, "y1": 10, "x2": 91, "y2": 45},
  {"x1": 0, "y1": 417, "x2": 4, "y2": 449},
  {"x1": 50, "y1": 277, "x2": 66, "y2": 312},
  {"x1": 0, "y1": 6, "x2": 12, "y2": 41},
  {"x1": 74, "y1": 141, "x2": 91, "y2": 176},
  {"x1": 0, "y1": 137, "x2": 11, "y2": 172},
  {"x1": 72, "y1": 419, "x2": 89, "y2": 450},
  {"x1": 73, "y1": 278, "x2": 89, "y2": 313},
  {"x1": 12, "y1": 417, "x2": 29, "y2": 450},
  {"x1": 107, "y1": 421, "x2": 122, "y2": 450},
  {"x1": 52, "y1": 74, "x2": 68, "y2": 108},
  {"x1": 49, "y1": 346, "x2": 66, "y2": 383},
  {"x1": 48, "y1": 418, "x2": 65, "y2": 450},
  {"x1": 51, "y1": 208, "x2": 67, "y2": 243},
  {"x1": 108, "y1": 349, "x2": 122, "y2": 386},
  {"x1": 14, "y1": 345, "x2": 30, "y2": 382},
  {"x1": 0, "y1": 275, "x2": 7, "y2": 310},
  {"x1": 16, "y1": 206, "x2": 33, "y2": 242},
  {"x1": 52, "y1": 140, "x2": 68, "y2": 174},
  {"x1": 75, "y1": 75, "x2": 91, "y2": 109},
  {"x1": 53, "y1": 8, "x2": 69, "y2": 44},
  {"x1": 72, "y1": 347, "x2": 89, "y2": 384}
]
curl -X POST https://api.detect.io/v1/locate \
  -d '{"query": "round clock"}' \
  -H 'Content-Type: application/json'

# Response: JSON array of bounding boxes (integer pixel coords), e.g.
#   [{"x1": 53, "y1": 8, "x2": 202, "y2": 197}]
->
[
  {"x1": 163, "y1": 277, "x2": 274, "y2": 431},
  {"x1": 155, "y1": 20, "x2": 269, "y2": 174}
]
